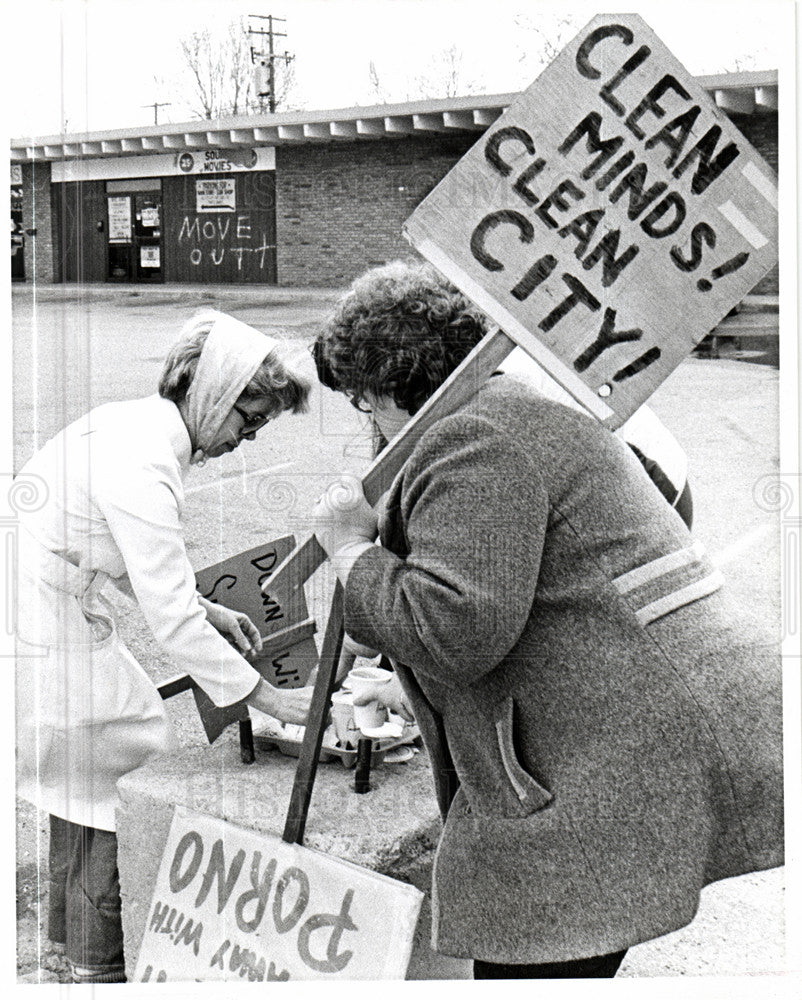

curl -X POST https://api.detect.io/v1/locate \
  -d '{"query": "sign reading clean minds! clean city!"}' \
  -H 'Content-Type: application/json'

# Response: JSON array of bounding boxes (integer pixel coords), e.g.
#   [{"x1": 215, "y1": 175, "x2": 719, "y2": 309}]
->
[
  {"x1": 133, "y1": 807, "x2": 423, "y2": 982},
  {"x1": 404, "y1": 13, "x2": 779, "y2": 428}
]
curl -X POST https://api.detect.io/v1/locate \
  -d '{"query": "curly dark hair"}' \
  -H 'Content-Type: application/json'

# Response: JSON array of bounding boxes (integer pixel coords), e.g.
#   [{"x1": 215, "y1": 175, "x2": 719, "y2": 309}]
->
[{"x1": 313, "y1": 261, "x2": 489, "y2": 415}]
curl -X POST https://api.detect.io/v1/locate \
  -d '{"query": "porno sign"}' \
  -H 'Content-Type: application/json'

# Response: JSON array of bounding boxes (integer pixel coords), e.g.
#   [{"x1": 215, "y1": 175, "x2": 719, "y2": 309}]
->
[
  {"x1": 133, "y1": 807, "x2": 423, "y2": 982},
  {"x1": 403, "y1": 13, "x2": 779, "y2": 428}
]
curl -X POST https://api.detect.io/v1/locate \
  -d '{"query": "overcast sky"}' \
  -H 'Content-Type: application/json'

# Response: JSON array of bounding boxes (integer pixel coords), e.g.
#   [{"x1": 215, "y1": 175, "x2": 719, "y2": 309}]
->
[{"x1": 4, "y1": 0, "x2": 794, "y2": 139}]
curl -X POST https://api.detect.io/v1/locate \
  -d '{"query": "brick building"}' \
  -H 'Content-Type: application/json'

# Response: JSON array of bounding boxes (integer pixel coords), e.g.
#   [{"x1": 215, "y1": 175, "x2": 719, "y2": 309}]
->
[{"x1": 10, "y1": 71, "x2": 778, "y2": 295}]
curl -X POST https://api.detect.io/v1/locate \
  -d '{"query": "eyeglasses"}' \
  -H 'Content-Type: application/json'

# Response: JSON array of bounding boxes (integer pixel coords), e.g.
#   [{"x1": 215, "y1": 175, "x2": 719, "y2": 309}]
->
[{"x1": 232, "y1": 404, "x2": 271, "y2": 434}]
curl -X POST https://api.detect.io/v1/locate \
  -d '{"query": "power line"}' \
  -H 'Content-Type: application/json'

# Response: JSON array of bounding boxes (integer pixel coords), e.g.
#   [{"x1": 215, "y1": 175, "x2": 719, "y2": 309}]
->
[
  {"x1": 248, "y1": 14, "x2": 294, "y2": 113},
  {"x1": 142, "y1": 101, "x2": 171, "y2": 125}
]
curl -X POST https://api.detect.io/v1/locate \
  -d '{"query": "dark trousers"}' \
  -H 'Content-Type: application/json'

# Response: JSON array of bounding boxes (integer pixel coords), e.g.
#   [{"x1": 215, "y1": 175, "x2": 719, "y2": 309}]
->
[
  {"x1": 474, "y1": 949, "x2": 628, "y2": 979},
  {"x1": 48, "y1": 815, "x2": 126, "y2": 983}
]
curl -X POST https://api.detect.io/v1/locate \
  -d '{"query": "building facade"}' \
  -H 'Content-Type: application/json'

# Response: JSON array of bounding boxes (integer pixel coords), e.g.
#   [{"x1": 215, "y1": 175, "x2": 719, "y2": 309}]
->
[{"x1": 10, "y1": 73, "x2": 778, "y2": 293}]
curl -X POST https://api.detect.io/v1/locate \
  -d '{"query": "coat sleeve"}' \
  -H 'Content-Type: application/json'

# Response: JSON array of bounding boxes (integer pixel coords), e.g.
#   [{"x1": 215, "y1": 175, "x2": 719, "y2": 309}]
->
[
  {"x1": 95, "y1": 458, "x2": 261, "y2": 707},
  {"x1": 344, "y1": 412, "x2": 549, "y2": 686}
]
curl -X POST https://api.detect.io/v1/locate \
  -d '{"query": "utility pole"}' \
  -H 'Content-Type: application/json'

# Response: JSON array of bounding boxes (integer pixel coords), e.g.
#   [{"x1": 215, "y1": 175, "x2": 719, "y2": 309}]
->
[
  {"x1": 248, "y1": 14, "x2": 294, "y2": 112},
  {"x1": 142, "y1": 101, "x2": 171, "y2": 125}
]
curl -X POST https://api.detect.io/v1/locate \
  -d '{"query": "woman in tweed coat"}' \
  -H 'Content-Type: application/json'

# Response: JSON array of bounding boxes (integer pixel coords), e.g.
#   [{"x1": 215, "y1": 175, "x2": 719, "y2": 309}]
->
[{"x1": 310, "y1": 262, "x2": 783, "y2": 980}]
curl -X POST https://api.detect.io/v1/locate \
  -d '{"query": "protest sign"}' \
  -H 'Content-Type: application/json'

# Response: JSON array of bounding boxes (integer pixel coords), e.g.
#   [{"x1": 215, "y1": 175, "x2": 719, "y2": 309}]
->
[
  {"x1": 403, "y1": 13, "x2": 779, "y2": 427},
  {"x1": 133, "y1": 806, "x2": 423, "y2": 982},
  {"x1": 195, "y1": 536, "x2": 316, "y2": 687}
]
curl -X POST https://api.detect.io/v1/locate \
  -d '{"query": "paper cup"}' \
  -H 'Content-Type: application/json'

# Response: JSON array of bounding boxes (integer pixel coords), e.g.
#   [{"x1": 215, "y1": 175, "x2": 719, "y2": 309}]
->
[
  {"x1": 348, "y1": 666, "x2": 393, "y2": 732},
  {"x1": 330, "y1": 690, "x2": 361, "y2": 749}
]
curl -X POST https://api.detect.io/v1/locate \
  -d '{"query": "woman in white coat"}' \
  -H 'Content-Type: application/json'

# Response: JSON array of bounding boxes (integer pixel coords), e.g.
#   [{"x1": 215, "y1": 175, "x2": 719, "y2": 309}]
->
[{"x1": 15, "y1": 310, "x2": 313, "y2": 983}]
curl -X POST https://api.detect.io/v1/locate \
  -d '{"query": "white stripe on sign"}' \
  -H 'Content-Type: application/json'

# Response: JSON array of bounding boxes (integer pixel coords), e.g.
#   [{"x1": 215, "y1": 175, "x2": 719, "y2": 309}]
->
[
  {"x1": 741, "y1": 162, "x2": 778, "y2": 211},
  {"x1": 717, "y1": 200, "x2": 769, "y2": 249}
]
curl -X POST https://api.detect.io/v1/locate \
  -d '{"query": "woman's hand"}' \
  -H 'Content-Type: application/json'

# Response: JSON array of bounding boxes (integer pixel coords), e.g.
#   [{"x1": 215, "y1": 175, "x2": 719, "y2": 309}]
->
[
  {"x1": 351, "y1": 671, "x2": 414, "y2": 722},
  {"x1": 246, "y1": 677, "x2": 313, "y2": 724},
  {"x1": 311, "y1": 475, "x2": 379, "y2": 559},
  {"x1": 200, "y1": 598, "x2": 263, "y2": 658}
]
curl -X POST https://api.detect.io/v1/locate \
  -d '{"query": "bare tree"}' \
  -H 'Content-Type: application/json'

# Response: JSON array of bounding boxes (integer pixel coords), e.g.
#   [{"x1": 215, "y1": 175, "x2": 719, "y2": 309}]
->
[
  {"x1": 175, "y1": 17, "x2": 297, "y2": 120},
  {"x1": 514, "y1": 14, "x2": 582, "y2": 78},
  {"x1": 367, "y1": 45, "x2": 484, "y2": 104}
]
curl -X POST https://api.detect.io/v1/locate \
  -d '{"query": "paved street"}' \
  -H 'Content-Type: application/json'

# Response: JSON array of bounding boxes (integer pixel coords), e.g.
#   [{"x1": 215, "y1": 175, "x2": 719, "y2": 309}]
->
[{"x1": 11, "y1": 283, "x2": 795, "y2": 985}]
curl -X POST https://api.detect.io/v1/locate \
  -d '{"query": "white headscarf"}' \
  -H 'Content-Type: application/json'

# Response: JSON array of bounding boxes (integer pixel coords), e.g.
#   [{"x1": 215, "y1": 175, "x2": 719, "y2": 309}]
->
[{"x1": 184, "y1": 312, "x2": 276, "y2": 463}]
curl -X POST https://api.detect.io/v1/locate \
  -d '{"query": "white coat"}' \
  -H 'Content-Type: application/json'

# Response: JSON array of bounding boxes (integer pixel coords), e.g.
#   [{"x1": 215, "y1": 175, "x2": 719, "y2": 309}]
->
[{"x1": 16, "y1": 394, "x2": 263, "y2": 831}]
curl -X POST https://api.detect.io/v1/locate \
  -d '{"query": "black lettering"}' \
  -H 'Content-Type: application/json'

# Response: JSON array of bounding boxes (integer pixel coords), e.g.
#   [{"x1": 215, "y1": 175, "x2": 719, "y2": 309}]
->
[
  {"x1": 512, "y1": 158, "x2": 547, "y2": 207},
  {"x1": 235, "y1": 854, "x2": 276, "y2": 934},
  {"x1": 169, "y1": 832, "x2": 204, "y2": 894},
  {"x1": 558, "y1": 112, "x2": 624, "y2": 179},
  {"x1": 539, "y1": 274, "x2": 601, "y2": 334},
  {"x1": 672, "y1": 125, "x2": 740, "y2": 194},
  {"x1": 160, "y1": 908, "x2": 177, "y2": 935},
  {"x1": 640, "y1": 192, "x2": 687, "y2": 238},
  {"x1": 573, "y1": 308, "x2": 643, "y2": 372},
  {"x1": 194, "y1": 839, "x2": 246, "y2": 914},
  {"x1": 470, "y1": 210, "x2": 534, "y2": 272},
  {"x1": 575, "y1": 24, "x2": 634, "y2": 80},
  {"x1": 534, "y1": 179, "x2": 585, "y2": 229},
  {"x1": 485, "y1": 126, "x2": 535, "y2": 177},
  {"x1": 229, "y1": 944, "x2": 266, "y2": 981},
  {"x1": 297, "y1": 888, "x2": 358, "y2": 975},
  {"x1": 624, "y1": 75, "x2": 690, "y2": 140},
  {"x1": 267, "y1": 963, "x2": 290, "y2": 981},
  {"x1": 511, "y1": 254, "x2": 558, "y2": 302},
  {"x1": 595, "y1": 150, "x2": 636, "y2": 190},
  {"x1": 251, "y1": 551, "x2": 278, "y2": 588},
  {"x1": 670, "y1": 222, "x2": 717, "y2": 272},
  {"x1": 609, "y1": 164, "x2": 667, "y2": 220},
  {"x1": 581, "y1": 229, "x2": 640, "y2": 287},
  {"x1": 272, "y1": 866, "x2": 310, "y2": 933},
  {"x1": 558, "y1": 209, "x2": 605, "y2": 259},
  {"x1": 613, "y1": 347, "x2": 662, "y2": 381},
  {"x1": 210, "y1": 939, "x2": 231, "y2": 970},
  {"x1": 600, "y1": 46, "x2": 652, "y2": 116},
  {"x1": 645, "y1": 105, "x2": 701, "y2": 167},
  {"x1": 262, "y1": 595, "x2": 285, "y2": 624},
  {"x1": 149, "y1": 900, "x2": 169, "y2": 933},
  {"x1": 174, "y1": 917, "x2": 203, "y2": 957},
  {"x1": 201, "y1": 575, "x2": 236, "y2": 601}
]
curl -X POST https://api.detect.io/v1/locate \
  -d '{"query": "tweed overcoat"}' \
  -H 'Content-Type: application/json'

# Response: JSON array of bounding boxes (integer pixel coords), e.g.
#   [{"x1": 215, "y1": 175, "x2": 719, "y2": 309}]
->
[{"x1": 344, "y1": 374, "x2": 783, "y2": 964}]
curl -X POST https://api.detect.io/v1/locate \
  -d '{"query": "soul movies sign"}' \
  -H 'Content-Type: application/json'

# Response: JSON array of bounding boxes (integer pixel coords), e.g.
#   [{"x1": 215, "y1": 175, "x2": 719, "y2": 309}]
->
[
  {"x1": 134, "y1": 807, "x2": 423, "y2": 982},
  {"x1": 403, "y1": 14, "x2": 778, "y2": 427}
]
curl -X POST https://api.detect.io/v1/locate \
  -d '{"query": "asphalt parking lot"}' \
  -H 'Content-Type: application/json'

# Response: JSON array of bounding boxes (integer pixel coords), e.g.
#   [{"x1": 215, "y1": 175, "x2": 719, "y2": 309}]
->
[{"x1": 11, "y1": 282, "x2": 795, "y2": 985}]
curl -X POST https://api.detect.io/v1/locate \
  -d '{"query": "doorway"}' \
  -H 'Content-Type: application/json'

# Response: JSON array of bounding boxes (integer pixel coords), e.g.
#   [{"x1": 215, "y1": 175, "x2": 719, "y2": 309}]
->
[{"x1": 106, "y1": 179, "x2": 163, "y2": 283}]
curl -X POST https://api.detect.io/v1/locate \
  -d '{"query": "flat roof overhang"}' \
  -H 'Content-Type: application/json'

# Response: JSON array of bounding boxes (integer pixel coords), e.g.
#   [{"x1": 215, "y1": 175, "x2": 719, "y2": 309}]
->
[{"x1": 10, "y1": 71, "x2": 778, "y2": 164}]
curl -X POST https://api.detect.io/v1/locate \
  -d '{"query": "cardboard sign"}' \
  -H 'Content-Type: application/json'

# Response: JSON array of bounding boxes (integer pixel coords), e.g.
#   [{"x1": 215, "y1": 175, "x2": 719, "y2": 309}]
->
[
  {"x1": 403, "y1": 13, "x2": 778, "y2": 427},
  {"x1": 133, "y1": 806, "x2": 423, "y2": 982},
  {"x1": 195, "y1": 537, "x2": 316, "y2": 687},
  {"x1": 196, "y1": 177, "x2": 236, "y2": 213}
]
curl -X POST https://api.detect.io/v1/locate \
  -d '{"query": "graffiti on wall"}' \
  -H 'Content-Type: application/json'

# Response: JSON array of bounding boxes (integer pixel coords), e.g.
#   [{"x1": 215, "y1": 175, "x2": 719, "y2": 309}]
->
[{"x1": 177, "y1": 214, "x2": 275, "y2": 271}]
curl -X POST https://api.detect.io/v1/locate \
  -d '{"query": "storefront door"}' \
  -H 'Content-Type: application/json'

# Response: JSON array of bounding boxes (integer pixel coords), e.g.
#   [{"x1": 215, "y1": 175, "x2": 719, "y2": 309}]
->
[{"x1": 106, "y1": 179, "x2": 163, "y2": 283}]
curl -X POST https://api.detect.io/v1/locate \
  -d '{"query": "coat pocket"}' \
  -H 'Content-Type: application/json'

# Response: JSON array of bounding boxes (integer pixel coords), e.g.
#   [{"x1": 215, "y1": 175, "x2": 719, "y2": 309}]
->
[{"x1": 494, "y1": 696, "x2": 553, "y2": 814}]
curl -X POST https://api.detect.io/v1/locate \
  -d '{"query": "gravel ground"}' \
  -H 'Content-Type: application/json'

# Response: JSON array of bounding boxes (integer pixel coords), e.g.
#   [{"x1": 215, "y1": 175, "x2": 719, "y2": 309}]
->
[{"x1": 11, "y1": 283, "x2": 797, "y2": 987}]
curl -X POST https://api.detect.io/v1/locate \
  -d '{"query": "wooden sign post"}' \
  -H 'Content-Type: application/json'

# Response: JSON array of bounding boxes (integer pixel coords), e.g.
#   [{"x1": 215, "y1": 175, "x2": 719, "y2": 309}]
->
[
  {"x1": 404, "y1": 12, "x2": 779, "y2": 428},
  {"x1": 133, "y1": 806, "x2": 423, "y2": 982}
]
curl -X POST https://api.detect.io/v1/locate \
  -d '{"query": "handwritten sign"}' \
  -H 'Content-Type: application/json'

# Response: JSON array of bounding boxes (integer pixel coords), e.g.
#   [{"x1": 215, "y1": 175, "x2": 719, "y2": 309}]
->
[
  {"x1": 107, "y1": 195, "x2": 132, "y2": 243},
  {"x1": 195, "y1": 537, "x2": 316, "y2": 687},
  {"x1": 403, "y1": 13, "x2": 778, "y2": 427},
  {"x1": 196, "y1": 178, "x2": 236, "y2": 213},
  {"x1": 133, "y1": 806, "x2": 423, "y2": 982}
]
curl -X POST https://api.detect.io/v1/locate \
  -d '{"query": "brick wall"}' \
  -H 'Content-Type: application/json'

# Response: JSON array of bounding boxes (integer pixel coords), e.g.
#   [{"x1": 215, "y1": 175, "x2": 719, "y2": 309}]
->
[
  {"x1": 276, "y1": 113, "x2": 780, "y2": 295},
  {"x1": 22, "y1": 161, "x2": 55, "y2": 284},
  {"x1": 276, "y1": 134, "x2": 475, "y2": 286}
]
